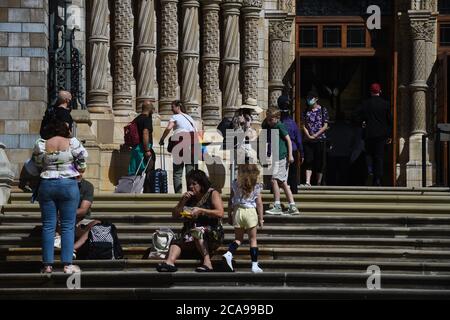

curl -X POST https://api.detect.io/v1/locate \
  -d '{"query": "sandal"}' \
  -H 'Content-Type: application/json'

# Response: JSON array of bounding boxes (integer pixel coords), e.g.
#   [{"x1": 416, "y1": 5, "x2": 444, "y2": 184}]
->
[
  {"x1": 41, "y1": 265, "x2": 53, "y2": 274},
  {"x1": 195, "y1": 264, "x2": 213, "y2": 272},
  {"x1": 156, "y1": 262, "x2": 178, "y2": 273}
]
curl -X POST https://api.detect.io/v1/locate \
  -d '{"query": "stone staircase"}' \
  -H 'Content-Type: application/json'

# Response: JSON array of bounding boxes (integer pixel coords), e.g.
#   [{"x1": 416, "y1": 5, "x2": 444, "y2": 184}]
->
[{"x1": 1, "y1": 187, "x2": 450, "y2": 299}]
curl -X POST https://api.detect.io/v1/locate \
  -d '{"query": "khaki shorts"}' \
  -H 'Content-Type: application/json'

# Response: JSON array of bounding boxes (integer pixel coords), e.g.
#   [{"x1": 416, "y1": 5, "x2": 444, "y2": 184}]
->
[
  {"x1": 272, "y1": 158, "x2": 289, "y2": 182},
  {"x1": 233, "y1": 207, "x2": 258, "y2": 230}
]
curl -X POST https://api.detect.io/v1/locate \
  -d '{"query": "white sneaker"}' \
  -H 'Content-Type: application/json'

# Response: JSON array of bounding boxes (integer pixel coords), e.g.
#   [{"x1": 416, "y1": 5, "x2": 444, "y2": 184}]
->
[
  {"x1": 54, "y1": 235, "x2": 61, "y2": 249},
  {"x1": 64, "y1": 264, "x2": 81, "y2": 274},
  {"x1": 222, "y1": 251, "x2": 234, "y2": 271},
  {"x1": 251, "y1": 263, "x2": 263, "y2": 273},
  {"x1": 265, "y1": 205, "x2": 283, "y2": 215}
]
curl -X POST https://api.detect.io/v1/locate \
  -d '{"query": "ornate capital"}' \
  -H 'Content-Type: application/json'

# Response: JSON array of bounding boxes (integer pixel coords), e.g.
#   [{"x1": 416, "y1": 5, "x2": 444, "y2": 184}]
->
[
  {"x1": 410, "y1": 19, "x2": 434, "y2": 41},
  {"x1": 269, "y1": 20, "x2": 290, "y2": 41},
  {"x1": 243, "y1": 0, "x2": 262, "y2": 8}
]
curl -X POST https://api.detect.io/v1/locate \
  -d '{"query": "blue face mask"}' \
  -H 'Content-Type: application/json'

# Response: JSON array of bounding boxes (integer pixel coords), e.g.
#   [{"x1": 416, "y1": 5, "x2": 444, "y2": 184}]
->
[{"x1": 307, "y1": 98, "x2": 317, "y2": 106}]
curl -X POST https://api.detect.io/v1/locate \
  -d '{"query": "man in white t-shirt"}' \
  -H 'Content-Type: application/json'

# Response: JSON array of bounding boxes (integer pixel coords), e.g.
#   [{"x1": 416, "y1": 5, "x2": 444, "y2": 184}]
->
[{"x1": 159, "y1": 100, "x2": 198, "y2": 193}]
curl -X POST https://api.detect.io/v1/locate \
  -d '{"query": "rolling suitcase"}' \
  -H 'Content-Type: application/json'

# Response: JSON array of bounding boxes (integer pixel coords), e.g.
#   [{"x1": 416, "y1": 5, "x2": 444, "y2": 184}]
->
[{"x1": 149, "y1": 146, "x2": 168, "y2": 193}]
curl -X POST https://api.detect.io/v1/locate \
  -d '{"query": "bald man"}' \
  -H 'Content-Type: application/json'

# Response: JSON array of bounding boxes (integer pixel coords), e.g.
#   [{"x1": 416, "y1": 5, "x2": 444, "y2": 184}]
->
[
  {"x1": 40, "y1": 90, "x2": 74, "y2": 139},
  {"x1": 127, "y1": 100, "x2": 155, "y2": 190}
]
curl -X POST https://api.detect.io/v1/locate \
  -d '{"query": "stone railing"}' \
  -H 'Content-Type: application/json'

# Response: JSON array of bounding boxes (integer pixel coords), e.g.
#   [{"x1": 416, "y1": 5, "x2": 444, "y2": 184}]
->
[{"x1": 0, "y1": 143, "x2": 15, "y2": 207}]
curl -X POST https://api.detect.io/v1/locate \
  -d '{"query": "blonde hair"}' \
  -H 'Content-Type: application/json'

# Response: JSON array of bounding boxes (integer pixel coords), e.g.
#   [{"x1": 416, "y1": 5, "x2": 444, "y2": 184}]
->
[
  {"x1": 237, "y1": 164, "x2": 260, "y2": 199},
  {"x1": 266, "y1": 107, "x2": 281, "y2": 120}
]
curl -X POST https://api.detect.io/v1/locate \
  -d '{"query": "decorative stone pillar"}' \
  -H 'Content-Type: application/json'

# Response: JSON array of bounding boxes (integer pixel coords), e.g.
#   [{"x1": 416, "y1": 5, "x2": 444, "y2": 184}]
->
[
  {"x1": 201, "y1": 0, "x2": 222, "y2": 127},
  {"x1": 407, "y1": 12, "x2": 434, "y2": 186},
  {"x1": 136, "y1": 0, "x2": 156, "y2": 113},
  {"x1": 159, "y1": 0, "x2": 179, "y2": 119},
  {"x1": 268, "y1": 20, "x2": 287, "y2": 108},
  {"x1": 222, "y1": 0, "x2": 242, "y2": 119},
  {"x1": 397, "y1": 10, "x2": 412, "y2": 185},
  {"x1": 181, "y1": 0, "x2": 201, "y2": 120},
  {"x1": 113, "y1": 0, "x2": 134, "y2": 116},
  {"x1": 242, "y1": 0, "x2": 262, "y2": 103},
  {"x1": 87, "y1": 0, "x2": 110, "y2": 113}
]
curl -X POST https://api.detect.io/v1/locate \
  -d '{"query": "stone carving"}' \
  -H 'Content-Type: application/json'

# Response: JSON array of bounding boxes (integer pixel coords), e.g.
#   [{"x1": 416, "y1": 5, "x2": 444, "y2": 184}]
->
[
  {"x1": 160, "y1": 0, "x2": 179, "y2": 118},
  {"x1": 243, "y1": 0, "x2": 262, "y2": 7},
  {"x1": 181, "y1": 0, "x2": 200, "y2": 119},
  {"x1": 269, "y1": 21, "x2": 285, "y2": 108},
  {"x1": 278, "y1": 0, "x2": 293, "y2": 12},
  {"x1": 222, "y1": 1, "x2": 242, "y2": 119},
  {"x1": 137, "y1": 0, "x2": 156, "y2": 112},
  {"x1": 410, "y1": 19, "x2": 434, "y2": 41},
  {"x1": 87, "y1": 0, "x2": 110, "y2": 113},
  {"x1": 242, "y1": 4, "x2": 261, "y2": 103},
  {"x1": 113, "y1": 0, "x2": 134, "y2": 116},
  {"x1": 269, "y1": 20, "x2": 289, "y2": 41},
  {"x1": 201, "y1": 0, "x2": 221, "y2": 126}
]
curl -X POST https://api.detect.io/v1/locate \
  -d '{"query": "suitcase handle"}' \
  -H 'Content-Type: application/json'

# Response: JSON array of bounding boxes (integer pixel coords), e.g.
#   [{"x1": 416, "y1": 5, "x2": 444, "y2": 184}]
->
[
  {"x1": 160, "y1": 145, "x2": 165, "y2": 171},
  {"x1": 134, "y1": 155, "x2": 152, "y2": 178}
]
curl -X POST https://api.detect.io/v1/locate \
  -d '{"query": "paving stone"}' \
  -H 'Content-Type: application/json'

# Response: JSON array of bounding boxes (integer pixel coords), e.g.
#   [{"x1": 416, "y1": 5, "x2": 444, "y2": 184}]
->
[
  {"x1": 8, "y1": 86, "x2": 29, "y2": 100},
  {"x1": 21, "y1": 0, "x2": 44, "y2": 9},
  {"x1": 5, "y1": 120, "x2": 29, "y2": 134},
  {"x1": 8, "y1": 33, "x2": 30, "y2": 47},
  {"x1": 8, "y1": 56, "x2": 30, "y2": 71},
  {"x1": 8, "y1": 8, "x2": 30, "y2": 22},
  {"x1": 19, "y1": 71, "x2": 45, "y2": 86},
  {"x1": 0, "y1": 134, "x2": 19, "y2": 148},
  {"x1": 0, "y1": 101, "x2": 19, "y2": 119}
]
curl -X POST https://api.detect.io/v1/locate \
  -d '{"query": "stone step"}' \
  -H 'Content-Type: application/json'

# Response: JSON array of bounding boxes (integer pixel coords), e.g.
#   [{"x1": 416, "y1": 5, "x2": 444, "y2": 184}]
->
[
  {"x1": 2, "y1": 259, "x2": 450, "y2": 274},
  {"x1": 4, "y1": 203, "x2": 450, "y2": 215},
  {"x1": 2, "y1": 246, "x2": 450, "y2": 261},
  {"x1": 1, "y1": 271, "x2": 450, "y2": 290},
  {"x1": 9, "y1": 193, "x2": 450, "y2": 205},
  {"x1": 3, "y1": 214, "x2": 450, "y2": 226},
  {"x1": 2, "y1": 235, "x2": 450, "y2": 250},
  {"x1": 0, "y1": 286, "x2": 449, "y2": 300}
]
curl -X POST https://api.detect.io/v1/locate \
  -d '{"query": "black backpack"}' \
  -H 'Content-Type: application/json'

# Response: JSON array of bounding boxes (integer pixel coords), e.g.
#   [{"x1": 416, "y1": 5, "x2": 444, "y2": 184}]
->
[{"x1": 87, "y1": 223, "x2": 124, "y2": 260}]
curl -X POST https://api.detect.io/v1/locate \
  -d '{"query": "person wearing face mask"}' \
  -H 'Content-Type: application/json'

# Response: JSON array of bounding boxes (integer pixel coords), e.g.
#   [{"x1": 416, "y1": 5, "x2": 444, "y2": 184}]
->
[
  {"x1": 301, "y1": 91, "x2": 329, "y2": 186},
  {"x1": 40, "y1": 90, "x2": 74, "y2": 139}
]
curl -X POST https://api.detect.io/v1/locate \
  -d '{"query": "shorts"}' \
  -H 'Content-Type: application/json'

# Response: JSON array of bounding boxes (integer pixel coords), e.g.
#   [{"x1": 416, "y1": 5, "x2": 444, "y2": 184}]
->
[
  {"x1": 233, "y1": 207, "x2": 258, "y2": 229},
  {"x1": 272, "y1": 158, "x2": 289, "y2": 182}
]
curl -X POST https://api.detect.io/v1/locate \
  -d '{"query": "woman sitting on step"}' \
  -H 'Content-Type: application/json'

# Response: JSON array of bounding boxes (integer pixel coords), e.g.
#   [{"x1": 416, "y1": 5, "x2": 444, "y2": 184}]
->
[{"x1": 156, "y1": 170, "x2": 224, "y2": 272}]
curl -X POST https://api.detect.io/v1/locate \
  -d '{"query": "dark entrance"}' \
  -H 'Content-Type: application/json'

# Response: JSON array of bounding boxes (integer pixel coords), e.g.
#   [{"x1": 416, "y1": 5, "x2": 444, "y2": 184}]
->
[{"x1": 298, "y1": 56, "x2": 393, "y2": 186}]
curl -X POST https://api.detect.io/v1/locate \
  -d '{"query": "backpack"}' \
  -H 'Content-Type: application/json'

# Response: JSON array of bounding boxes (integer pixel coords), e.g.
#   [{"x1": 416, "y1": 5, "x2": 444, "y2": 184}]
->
[
  {"x1": 124, "y1": 120, "x2": 140, "y2": 149},
  {"x1": 148, "y1": 228, "x2": 175, "y2": 259},
  {"x1": 87, "y1": 223, "x2": 124, "y2": 260}
]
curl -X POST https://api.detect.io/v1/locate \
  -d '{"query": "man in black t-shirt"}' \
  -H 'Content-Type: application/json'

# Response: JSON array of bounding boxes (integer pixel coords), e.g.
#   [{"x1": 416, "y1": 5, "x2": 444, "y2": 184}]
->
[
  {"x1": 40, "y1": 91, "x2": 74, "y2": 139},
  {"x1": 127, "y1": 100, "x2": 155, "y2": 179}
]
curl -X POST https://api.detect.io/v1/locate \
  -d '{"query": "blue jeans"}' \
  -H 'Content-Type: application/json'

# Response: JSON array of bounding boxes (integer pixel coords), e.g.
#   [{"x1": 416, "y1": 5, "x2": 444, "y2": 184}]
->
[{"x1": 39, "y1": 178, "x2": 80, "y2": 265}]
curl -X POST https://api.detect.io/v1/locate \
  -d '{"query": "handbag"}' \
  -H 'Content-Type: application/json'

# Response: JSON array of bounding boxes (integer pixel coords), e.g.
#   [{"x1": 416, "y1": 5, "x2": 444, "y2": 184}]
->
[{"x1": 115, "y1": 157, "x2": 152, "y2": 193}]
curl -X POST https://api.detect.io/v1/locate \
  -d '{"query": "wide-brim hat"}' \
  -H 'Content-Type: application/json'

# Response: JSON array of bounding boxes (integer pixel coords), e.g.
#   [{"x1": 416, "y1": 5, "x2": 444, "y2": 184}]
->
[{"x1": 239, "y1": 98, "x2": 263, "y2": 114}]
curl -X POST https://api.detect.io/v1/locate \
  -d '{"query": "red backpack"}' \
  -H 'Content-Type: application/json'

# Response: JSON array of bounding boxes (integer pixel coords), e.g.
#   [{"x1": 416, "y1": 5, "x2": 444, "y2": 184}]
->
[{"x1": 124, "y1": 120, "x2": 140, "y2": 149}]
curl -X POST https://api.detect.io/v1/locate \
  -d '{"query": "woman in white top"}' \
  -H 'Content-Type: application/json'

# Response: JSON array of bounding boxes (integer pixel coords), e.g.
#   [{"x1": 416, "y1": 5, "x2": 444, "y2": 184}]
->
[
  {"x1": 33, "y1": 119, "x2": 88, "y2": 274},
  {"x1": 159, "y1": 100, "x2": 198, "y2": 193}
]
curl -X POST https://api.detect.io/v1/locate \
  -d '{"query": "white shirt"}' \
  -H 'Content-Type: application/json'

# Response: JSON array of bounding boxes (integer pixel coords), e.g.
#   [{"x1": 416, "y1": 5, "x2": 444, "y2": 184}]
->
[{"x1": 170, "y1": 113, "x2": 197, "y2": 133}]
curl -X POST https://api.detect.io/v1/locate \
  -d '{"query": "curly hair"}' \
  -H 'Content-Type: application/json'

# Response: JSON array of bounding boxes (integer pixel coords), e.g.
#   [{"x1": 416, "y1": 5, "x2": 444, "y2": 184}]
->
[
  {"x1": 237, "y1": 164, "x2": 260, "y2": 199},
  {"x1": 186, "y1": 169, "x2": 212, "y2": 194}
]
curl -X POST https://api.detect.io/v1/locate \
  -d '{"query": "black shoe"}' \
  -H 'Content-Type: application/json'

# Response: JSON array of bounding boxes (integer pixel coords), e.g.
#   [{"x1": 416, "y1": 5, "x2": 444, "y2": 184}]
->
[{"x1": 156, "y1": 262, "x2": 178, "y2": 272}]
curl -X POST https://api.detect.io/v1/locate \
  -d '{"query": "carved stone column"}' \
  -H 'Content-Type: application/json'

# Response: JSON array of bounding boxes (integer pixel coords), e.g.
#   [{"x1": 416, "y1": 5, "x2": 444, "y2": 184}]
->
[
  {"x1": 113, "y1": 0, "x2": 134, "y2": 116},
  {"x1": 268, "y1": 20, "x2": 287, "y2": 108},
  {"x1": 87, "y1": 0, "x2": 110, "y2": 113},
  {"x1": 407, "y1": 11, "x2": 434, "y2": 186},
  {"x1": 242, "y1": 0, "x2": 262, "y2": 103},
  {"x1": 201, "y1": 0, "x2": 222, "y2": 126},
  {"x1": 397, "y1": 9, "x2": 412, "y2": 186},
  {"x1": 222, "y1": 0, "x2": 242, "y2": 119},
  {"x1": 159, "y1": 0, "x2": 179, "y2": 119},
  {"x1": 181, "y1": 0, "x2": 201, "y2": 120},
  {"x1": 136, "y1": 0, "x2": 156, "y2": 113}
]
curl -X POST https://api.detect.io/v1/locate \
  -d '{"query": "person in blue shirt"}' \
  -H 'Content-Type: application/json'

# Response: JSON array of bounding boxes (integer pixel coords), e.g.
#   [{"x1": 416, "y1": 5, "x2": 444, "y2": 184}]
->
[{"x1": 278, "y1": 95, "x2": 304, "y2": 194}]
